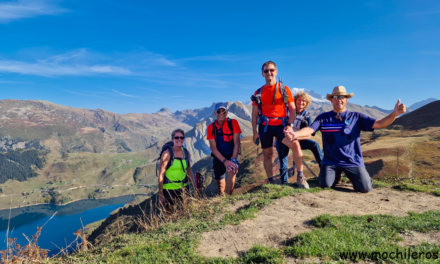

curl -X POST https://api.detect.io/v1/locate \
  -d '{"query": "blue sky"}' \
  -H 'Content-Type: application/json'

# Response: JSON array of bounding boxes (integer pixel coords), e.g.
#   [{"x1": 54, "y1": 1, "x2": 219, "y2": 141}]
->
[{"x1": 0, "y1": 0, "x2": 439, "y2": 114}]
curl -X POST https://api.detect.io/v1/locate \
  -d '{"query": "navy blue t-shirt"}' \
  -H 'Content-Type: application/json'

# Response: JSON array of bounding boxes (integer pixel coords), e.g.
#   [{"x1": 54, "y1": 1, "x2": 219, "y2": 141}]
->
[
  {"x1": 309, "y1": 111, "x2": 376, "y2": 167},
  {"x1": 207, "y1": 119, "x2": 242, "y2": 156}
]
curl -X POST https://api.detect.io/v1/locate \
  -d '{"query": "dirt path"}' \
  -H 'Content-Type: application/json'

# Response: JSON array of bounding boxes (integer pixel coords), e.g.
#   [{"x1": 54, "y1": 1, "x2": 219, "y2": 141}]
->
[{"x1": 198, "y1": 186, "x2": 440, "y2": 258}]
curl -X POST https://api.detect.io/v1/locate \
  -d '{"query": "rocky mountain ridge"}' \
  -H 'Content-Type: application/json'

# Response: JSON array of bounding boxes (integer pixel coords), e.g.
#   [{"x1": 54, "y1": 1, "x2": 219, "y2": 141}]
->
[{"x1": 0, "y1": 99, "x2": 191, "y2": 154}]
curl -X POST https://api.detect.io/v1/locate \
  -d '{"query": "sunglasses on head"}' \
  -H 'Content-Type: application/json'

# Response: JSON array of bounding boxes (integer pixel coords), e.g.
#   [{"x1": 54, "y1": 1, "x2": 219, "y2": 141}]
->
[
  {"x1": 332, "y1": 95, "x2": 347, "y2": 100},
  {"x1": 263, "y1": 69, "x2": 276, "y2": 73},
  {"x1": 216, "y1": 109, "x2": 226, "y2": 114},
  {"x1": 173, "y1": 136, "x2": 184, "y2": 140}
]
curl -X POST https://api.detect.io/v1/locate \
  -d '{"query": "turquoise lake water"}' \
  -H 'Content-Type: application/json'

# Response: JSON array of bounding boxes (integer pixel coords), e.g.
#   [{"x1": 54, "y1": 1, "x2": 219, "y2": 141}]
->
[{"x1": 0, "y1": 195, "x2": 137, "y2": 256}]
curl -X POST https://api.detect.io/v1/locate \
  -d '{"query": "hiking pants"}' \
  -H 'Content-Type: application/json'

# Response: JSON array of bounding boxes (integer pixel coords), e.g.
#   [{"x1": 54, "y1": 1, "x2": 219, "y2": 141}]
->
[
  {"x1": 276, "y1": 139, "x2": 324, "y2": 183},
  {"x1": 319, "y1": 165, "x2": 373, "y2": 193}
]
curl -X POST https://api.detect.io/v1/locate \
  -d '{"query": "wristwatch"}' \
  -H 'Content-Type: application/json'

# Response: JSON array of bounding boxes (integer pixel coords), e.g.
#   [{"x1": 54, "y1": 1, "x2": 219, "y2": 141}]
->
[
  {"x1": 289, "y1": 123, "x2": 295, "y2": 128},
  {"x1": 231, "y1": 158, "x2": 239, "y2": 165}
]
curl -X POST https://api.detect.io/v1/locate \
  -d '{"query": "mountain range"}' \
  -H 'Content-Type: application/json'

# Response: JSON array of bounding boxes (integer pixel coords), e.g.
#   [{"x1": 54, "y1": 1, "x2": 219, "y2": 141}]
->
[
  {"x1": 0, "y1": 94, "x2": 437, "y2": 209},
  {"x1": 366, "y1": 97, "x2": 438, "y2": 114}
]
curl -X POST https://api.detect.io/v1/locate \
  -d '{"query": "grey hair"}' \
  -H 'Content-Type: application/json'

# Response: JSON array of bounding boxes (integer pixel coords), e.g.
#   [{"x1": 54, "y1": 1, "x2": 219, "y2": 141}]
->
[
  {"x1": 261, "y1": 61, "x2": 277, "y2": 72},
  {"x1": 171, "y1": 129, "x2": 185, "y2": 139}
]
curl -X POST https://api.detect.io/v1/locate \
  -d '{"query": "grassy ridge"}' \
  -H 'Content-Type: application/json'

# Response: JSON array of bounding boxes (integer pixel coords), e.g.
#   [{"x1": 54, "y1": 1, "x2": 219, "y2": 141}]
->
[{"x1": 46, "y1": 181, "x2": 440, "y2": 263}]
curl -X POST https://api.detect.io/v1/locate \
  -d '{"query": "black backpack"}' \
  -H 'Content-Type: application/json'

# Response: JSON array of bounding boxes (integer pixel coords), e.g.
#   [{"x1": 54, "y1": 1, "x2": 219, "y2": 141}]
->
[
  {"x1": 210, "y1": 118, "x2": 241, "y2": 157},
  {"x1": 155, "y1": 141, "x2": 190, "y2": 179},
  {"x1": 253, "y1": 77, "x2": 290, "y2": 122}
]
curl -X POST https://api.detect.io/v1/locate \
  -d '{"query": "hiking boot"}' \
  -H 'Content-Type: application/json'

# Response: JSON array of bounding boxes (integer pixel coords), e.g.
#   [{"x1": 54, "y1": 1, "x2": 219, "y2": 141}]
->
[
  {"x1": 267, "y1": 177, "x2": 276, "y2": 184},
  {"x1": 335, "y1": 175, "x2": 342, "y2": 184},
  {"x1": 297, "y1": 175, "x2": 310, "y2": 189}
]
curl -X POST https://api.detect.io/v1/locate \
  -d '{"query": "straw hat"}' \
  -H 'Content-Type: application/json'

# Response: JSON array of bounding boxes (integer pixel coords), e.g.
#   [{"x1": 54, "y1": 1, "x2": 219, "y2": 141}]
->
[{"x1": 326, "y1": 86, "x2": 354, "y2": 101}]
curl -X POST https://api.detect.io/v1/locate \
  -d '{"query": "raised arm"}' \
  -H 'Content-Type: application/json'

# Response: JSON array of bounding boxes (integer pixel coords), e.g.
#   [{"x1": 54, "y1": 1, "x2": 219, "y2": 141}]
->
[{"x1": 372, "y1": 99, "x2": 406, "y2": 129}]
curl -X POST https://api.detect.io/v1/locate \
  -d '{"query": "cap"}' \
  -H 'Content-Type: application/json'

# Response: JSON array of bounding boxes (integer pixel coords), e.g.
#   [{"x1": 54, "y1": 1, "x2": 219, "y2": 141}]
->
[{"x1": 215, "y1": 102, "x2": 227, "y2": 111}]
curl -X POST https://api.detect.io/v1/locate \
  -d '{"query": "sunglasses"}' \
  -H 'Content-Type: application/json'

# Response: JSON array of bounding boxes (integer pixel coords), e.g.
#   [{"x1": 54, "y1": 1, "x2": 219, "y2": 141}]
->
[
  {"x1": 332, "y1": 95, "x2": 347, "y2": 100},
  {"x1": 173, "y1": 136, "x2": 184, "y2": 140},
  {"x1": 263, "y1": 69, "x2": 276, "y2": 73},
  {"x1": 217, "y1": 109, "x2": 227, "y2": 114}
]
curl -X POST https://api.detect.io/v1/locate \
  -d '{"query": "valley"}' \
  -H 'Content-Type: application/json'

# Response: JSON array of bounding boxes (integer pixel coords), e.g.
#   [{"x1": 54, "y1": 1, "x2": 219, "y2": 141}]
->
[{"x1": 0, "y1": 97, "x2": 437, "y2": 211}]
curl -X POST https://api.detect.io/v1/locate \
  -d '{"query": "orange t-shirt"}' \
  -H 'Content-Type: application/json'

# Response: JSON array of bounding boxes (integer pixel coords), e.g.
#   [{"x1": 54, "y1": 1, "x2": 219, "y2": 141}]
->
[{"x1": 252, "y1": 83, "x2": 294, "y2": 126}]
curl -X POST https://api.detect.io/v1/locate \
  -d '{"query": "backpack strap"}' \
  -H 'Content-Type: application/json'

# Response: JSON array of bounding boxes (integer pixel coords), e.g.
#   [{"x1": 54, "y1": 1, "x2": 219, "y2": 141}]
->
[
  {"x1": 212, "y1": 121, "x2": 218, "y2": 145},
  {"x1": 257, "y1": 87, "x2": 263, "y2": 117},
  {"x1": 279, "y1": 78, "x2": 289, "y2": 115},
  {"x1": 183, "y1": 148, "x2": 190, "y2": 169},
  {"x1": 227, "y1": 118, "x2": 234, "y2": 138},
  {"x1": 165, "y1": 146, "x2": 175, "y2": 170},
  {"x1": 164, "y1": 147, "x2": 189, "y2": 185}
]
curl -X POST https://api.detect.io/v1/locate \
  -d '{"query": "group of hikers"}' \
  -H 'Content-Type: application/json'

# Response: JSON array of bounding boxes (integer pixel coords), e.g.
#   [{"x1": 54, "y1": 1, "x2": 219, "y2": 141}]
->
[{"x1": 158, "y1": 61, "x2": 406, "y2": 205}]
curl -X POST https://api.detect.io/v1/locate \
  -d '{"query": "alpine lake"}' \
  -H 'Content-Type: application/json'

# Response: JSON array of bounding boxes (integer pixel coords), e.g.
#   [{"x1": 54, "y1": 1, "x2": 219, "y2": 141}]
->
[{"x1": 0, "y1": 195, "x2": 142, "y2": 256}]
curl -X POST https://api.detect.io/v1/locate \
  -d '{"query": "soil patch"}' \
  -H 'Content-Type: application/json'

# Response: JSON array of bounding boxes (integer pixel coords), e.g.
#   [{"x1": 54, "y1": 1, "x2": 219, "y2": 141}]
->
[
  {"x1": 398, "y1": 231, "x2": 440, "y2": 247},
  {"x1": 198, "y1": 189, "x2": 440, "y2": 258}
]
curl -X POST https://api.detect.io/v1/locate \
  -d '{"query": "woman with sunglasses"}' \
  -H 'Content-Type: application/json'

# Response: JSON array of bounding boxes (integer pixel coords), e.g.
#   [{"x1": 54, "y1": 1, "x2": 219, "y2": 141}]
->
[{"x1": 158, "y1": 129, "x2": 197, "y2": 206}]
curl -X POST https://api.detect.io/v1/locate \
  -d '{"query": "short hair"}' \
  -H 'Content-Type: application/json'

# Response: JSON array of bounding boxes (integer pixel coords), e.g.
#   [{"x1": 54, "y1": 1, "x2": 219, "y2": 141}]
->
[
  {"x1": 294, "y1": 91, "x2": 312, "y2": 110},
  {"x1": 171, "y1": 129, "x2": 185, "y2": 139},
  {"x1": 261, "y1": 61, "x2": 277, "y2": 72}
]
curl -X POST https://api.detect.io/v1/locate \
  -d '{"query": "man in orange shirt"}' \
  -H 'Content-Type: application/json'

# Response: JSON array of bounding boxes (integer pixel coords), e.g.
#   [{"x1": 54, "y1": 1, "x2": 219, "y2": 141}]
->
[{"x1": 251, "y1": 61, "x2": 309, "y2": 188}]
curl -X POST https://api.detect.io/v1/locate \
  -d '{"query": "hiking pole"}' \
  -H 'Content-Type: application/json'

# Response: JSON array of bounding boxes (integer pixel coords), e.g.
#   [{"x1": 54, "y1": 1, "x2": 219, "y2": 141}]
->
[{"x1": 303, "y1": 161, "x2": 318, "y2": 178}]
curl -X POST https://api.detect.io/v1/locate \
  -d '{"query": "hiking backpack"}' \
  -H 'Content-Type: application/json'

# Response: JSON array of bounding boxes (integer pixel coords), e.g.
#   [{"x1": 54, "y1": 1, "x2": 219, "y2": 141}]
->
[
  {"x1": 210, "y1": 118, "x2": 234, "y2": 157},
  {"x1": 253, "y1": 77, "x2": 290, "y2": 126},
  {"x1": 210, "y1": 118, "x2": 241, "y2": 157},
  {"x1": 155, "y1": 141, "x2": 190, "y2": 180}
]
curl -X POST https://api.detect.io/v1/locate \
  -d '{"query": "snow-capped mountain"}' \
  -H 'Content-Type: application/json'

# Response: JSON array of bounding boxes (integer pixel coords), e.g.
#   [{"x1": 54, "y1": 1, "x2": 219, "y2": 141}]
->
[
  {"x1": 290, "y1": 88, "x2": 329, "y2": 104},
  {"x1": 243, "y1": 88, "x2": 329, "y2": 105}
]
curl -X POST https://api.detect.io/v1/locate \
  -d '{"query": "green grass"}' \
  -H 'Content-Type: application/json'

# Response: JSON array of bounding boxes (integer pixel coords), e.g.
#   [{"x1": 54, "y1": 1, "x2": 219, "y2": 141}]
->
[
  {"x1": 284, "y1": 211, "x2": 440, "y2": 263},
  {"x1": 373, "y1": 179, "x2": 392, "y2": 188},
  {"x1": 374, "y1": 179, "x2": 440, "y2": 196},
  {"x1": 47, "y1": 180, "x2": 440, "y2": 263},
  {"x1": 393, "y1": 183, "x2": 435, "y2": 193},
  {"x1": 237, "y1": 245, "x2": 284, "y2": 264},
  {"x1": 48, "y1": 183, "x2": 323, "y2": 263}
]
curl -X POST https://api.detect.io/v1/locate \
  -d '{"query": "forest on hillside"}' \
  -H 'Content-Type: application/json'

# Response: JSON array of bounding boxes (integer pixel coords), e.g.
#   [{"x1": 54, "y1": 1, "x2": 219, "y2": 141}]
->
[{"x1": 0, "y1": 149, "x2": 48, "y2": 184}]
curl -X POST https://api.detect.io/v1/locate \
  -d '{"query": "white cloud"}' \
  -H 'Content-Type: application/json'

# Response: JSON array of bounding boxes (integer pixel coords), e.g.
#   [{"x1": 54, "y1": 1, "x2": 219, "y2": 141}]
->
[
  {"x1": 0, "y1": 49, "x2": 181, "y2": 77},
  {"x1": 0, "y1": 48, "x2": 251, "y2": 90},
  {"x1": 63, "y1": 89, "x2": 110, "y2": 99},
  {"x1": 111, "y1": 89, "x2": 137, "y2": 98},
  {"x1": 0, "y1": 0, "x2": 67, "y2": 23},
  {"x1": 0, "y1": 58, "x2": 131, "y2": 77},
  {"x1": 176, "y1": 54, "x2": 249, "y2": 62}
]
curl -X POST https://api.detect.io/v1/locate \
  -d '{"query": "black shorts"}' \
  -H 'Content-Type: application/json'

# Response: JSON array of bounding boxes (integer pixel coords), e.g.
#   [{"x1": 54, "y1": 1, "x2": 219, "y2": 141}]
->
[
  {"x1": 258, "y1": 125, "x2": 286, "y2": 149},
  {"x1": 163, "y1": 188, "x2": 184, "y2": 206},
  {"x1": 213, "y1": 155, "x2": 232, "y2": 180}
]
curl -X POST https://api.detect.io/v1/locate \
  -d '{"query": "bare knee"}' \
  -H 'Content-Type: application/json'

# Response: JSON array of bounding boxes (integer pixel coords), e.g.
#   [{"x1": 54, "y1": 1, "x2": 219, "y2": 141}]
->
[
  {"x1": 263, "y1": 149, "x2": 273, "y2": 161},
  {"x1": 227, "y1": 171, "x2": 236, "y2": 181}
]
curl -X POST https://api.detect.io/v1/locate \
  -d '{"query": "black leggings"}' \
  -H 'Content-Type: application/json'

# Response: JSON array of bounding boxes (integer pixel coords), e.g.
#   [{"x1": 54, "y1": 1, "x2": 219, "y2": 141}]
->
[{"x1": 163, "y1": 188, "x2": 185, "y2": 205}]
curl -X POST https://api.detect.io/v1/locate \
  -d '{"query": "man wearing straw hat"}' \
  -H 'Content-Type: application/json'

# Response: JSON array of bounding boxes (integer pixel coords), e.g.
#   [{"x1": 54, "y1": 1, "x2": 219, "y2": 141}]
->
[{"x1": 283, "y1": 86, "x2": 406, "y2": 193}]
